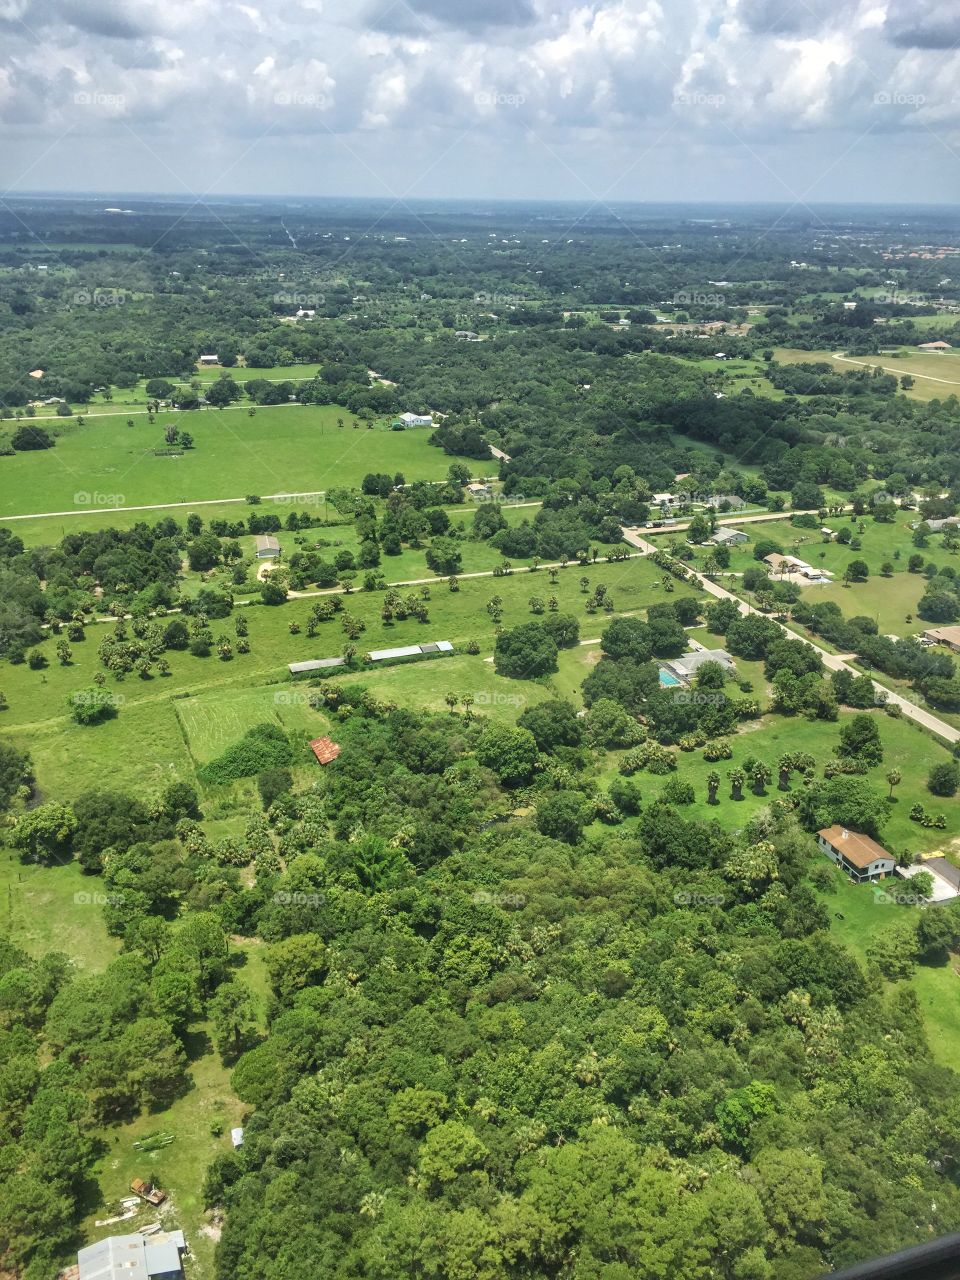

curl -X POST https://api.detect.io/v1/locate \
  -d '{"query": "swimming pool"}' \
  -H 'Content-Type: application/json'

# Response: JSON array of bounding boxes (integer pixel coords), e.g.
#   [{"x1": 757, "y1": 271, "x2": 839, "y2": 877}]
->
[{"x1": 659, "y1": 669, "x2": 681, "y2": 687}]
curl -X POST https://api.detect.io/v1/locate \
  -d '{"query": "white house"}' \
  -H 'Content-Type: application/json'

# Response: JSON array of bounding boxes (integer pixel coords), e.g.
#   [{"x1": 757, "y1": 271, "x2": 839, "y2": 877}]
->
[
  {"x1": 709, "y1": 527, "x2": 748, "y2": 546},
  {"x1": 661, "y1": 648, "x2": 735, "y2": 685},
  {"x1": 198, "y1": 354, "x2": 219, "y2": 365},
  {"x1": 399, "y1": 412, "x2": 433, "y2": 427},
  {"x1": 817, "y1": 826, "x2": 895, "y2": 883}
]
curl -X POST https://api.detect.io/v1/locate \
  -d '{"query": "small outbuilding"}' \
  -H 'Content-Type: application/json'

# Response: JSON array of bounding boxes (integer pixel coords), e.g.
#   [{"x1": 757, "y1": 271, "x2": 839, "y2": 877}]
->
[{"x1": 309, "y1": 737, "x2": 341, "y2": 765}]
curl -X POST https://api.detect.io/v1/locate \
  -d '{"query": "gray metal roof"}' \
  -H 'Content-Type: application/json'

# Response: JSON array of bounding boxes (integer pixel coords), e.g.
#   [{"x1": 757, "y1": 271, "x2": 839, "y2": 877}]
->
[
  {"x1": 78, "y1": 1232, "x2": 185, "y2": 1280},
  {"x1": 671, "y1": 648, "x2": 734, "y2": 674},
  {"x1": 288, "y1": 657, "x2": 345, "y2": 673},
  {"x1": 78, "y1": 1235, "x2": 148, "y2": 1280},
  {"x1": 368, "y1": 640, "x2": 454, "y2": 661},
  {"x1": 368, "y1": 644, "x2": 424, "y2": 661},
  {"x1": 144, "y1": 1235, "x2": 184, "y2": 1277}
]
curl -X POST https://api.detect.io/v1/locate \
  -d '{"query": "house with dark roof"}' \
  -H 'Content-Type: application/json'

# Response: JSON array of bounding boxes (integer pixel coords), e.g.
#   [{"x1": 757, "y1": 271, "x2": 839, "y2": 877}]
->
[{"x1": 817, "y1": 826, "x2": 895, "y2": 883}]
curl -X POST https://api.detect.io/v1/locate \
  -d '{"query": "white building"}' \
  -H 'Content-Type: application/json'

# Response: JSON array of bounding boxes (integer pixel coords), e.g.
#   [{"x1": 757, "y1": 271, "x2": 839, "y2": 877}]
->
[{"x1": 399, "y1": 412, "x2": 433, "y2": 427}]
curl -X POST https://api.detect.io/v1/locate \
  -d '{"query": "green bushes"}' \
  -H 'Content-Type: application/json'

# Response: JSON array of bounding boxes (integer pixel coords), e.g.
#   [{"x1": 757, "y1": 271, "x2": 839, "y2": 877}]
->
[{"x1": 198, "y1": 723, "x2": 295, "y2": 784}]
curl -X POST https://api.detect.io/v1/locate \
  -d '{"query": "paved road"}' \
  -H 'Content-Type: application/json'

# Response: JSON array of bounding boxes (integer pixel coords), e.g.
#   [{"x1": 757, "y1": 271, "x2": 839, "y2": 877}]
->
[{"x1": 690, "y1": 566, "x2": 960, "y2": 744}]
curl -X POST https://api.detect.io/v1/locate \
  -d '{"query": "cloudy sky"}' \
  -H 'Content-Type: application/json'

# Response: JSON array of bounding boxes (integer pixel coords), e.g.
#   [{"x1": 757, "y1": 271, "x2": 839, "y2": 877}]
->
[{"x1": 1, "y1": 0, "x2": 960, "y2": 202}]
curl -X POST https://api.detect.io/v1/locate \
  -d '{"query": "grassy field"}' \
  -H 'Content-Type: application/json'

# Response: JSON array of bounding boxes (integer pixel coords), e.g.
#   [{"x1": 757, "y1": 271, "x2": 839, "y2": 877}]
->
[
  {"x1": 774, "y1": 346, "x2": 960, "y2": 402},
  {"x1": 1, "y1": 555, "x2": 678, "y2": 798},
  {"x1": 174, "y1": 682, "x2": 327, "y2": 764},
  {"x1": 706, "y1": 510, "x2": 943, "y2": 635},
  {"x1": 593, "y1": 700, "x2": 960, "y2": 857},
  {"x1": 814, "y1": 867, "x2": 960, "y2": 1070},
  {"x1": 0, "y1": 405, "x2": 476, "y2": 517},
  {"x1": 0, "y1": 848, "x2": 119, "y2": 969}
]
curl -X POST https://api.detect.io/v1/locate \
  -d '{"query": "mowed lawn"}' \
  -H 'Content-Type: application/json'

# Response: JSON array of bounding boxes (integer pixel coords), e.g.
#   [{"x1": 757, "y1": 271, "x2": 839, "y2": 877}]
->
[
  {"x1": 814, "y1": 867, "x2": 960, "y2": 1070},
  {"x1": 85, "y1": 1023, "x2": 249, "y2": 1280},
  {"x1": 0, "y1": 406, "x2": 476, "y2": 516},
  {"x1": 594, "y1": 700, "x2": 960, "y2": 858}
]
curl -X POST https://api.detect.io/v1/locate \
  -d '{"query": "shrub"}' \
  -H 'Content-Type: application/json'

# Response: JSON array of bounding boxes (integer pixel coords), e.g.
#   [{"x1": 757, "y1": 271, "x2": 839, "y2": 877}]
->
[
  {"x1": 68, "y1": 688, "x2": 118, "y2": 725},
  {"x1": 199, "y1": 724, "x2": 295, "y2": 784},
  {"x1": 928, "y1": 761, "x2": 960, "y2": 797}
]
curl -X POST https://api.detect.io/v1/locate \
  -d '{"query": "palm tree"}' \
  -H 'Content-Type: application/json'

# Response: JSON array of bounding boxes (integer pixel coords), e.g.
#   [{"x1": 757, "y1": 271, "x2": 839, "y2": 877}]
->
[
  {"x1": 461, "y1": 694, "x2": 475, "y2": 720},
  {"x1": 778, "y1": 755, "x2": 792, "y2": 790},
  {"x1": 444, "y1": 693, "x2": 458, "y2": 714},
  {"x1": 886, "y1": 769, "x2": 902, "y2": 800},
  {"x1": 752, "y1": 762, "x2": 773, "y2": 795},
  {"x1": 706, "y1": 771, "x2": 721, "y2": 805},
  {"x1": 727, "y1": 768, "x2": 745, "y2": 801}
]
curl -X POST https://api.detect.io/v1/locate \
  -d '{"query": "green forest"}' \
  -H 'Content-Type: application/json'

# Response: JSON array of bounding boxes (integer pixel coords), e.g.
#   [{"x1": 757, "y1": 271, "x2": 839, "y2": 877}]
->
[{"x1": 3, "y1": 198, "x2": 960, "y2": 1280}]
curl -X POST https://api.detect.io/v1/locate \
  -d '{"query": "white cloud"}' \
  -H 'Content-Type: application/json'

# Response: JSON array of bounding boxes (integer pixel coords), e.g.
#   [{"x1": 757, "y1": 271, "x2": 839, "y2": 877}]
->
[{"x1": 0, "y1": 0, "x2": 957, "y2": 198}]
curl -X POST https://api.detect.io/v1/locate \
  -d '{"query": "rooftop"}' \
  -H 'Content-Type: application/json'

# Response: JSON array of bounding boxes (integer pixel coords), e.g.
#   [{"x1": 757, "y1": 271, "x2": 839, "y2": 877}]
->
[
  {"x1": 818, "y1": 825, "x2": 892, "y2": 870},
  {"x1": 925, "y1": 626, "x2": 960, "y2": 645},
  {"x1": 309, "y1": 737, "x2": 341, "y2": 765},
  {"x1": 78, "y1": 1232, "x2": 185, "y2": 1280}
]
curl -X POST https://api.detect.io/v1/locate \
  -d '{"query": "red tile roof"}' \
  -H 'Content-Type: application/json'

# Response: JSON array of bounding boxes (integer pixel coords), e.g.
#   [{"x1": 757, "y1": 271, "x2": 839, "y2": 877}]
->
[{"x1": 309, "y1": 737, "x2": 341, "y2": 765}]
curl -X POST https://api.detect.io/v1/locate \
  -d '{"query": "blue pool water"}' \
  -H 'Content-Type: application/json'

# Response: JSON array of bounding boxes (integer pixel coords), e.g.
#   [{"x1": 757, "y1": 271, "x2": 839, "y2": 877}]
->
[{"x1": 659, "y1": 669, "x2": 681, "y2": 687}]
